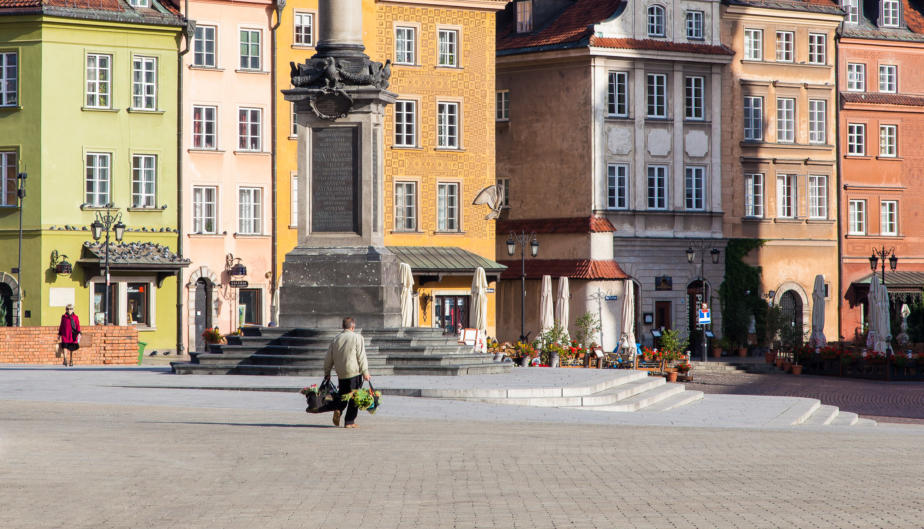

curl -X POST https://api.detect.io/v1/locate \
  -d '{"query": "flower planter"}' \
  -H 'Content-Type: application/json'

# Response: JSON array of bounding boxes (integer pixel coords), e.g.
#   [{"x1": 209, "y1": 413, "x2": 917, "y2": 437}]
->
[
  {"x1": 517, "y1": 356, "x2": 529, "y2": 367},
  {"x1": 782, "y1": 361, "x2": 792, "y2": 373},
  {"x1": 775, "y1": 357, "x2": 783, "y2": 369},
  {"x1": 791, "y1": 364, "x2": 803, "y2": 375},
  {"x1": 738, "y1": 347, "x2": 748, "y2": 357},
  {"x1": 550, "y1": 352, "x2": 560, "y2": 368},
  {"x1": 711, "y1": 347, "x2": 722, "y2": 358},
  {"x1": 666, "y1": 371, "x2": 678, "y2": 383},
  {"x1": 765, "y1": 351, "x2": 776, "y2": 364}
]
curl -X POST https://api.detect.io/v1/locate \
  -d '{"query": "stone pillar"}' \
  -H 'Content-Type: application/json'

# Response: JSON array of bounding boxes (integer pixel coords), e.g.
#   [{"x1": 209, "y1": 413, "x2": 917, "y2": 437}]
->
[{"x1": 316, "y1": 0, "x2": 364, "y2": 56}]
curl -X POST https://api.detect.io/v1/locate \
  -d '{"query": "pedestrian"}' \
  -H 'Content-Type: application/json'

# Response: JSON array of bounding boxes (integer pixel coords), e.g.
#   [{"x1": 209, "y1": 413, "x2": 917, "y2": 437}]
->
[
  {"x1": 58, "y1": 304, "x2": 81, "y2": 367},
  {"x1": 317, "y1": 316, "x2": 370, "y2": 429}
]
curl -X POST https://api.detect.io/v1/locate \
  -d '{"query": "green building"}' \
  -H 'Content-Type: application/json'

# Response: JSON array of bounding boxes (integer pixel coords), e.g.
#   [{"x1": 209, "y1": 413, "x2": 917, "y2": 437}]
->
[{"x1": 0, "y1": 0, "x2": 189, "y2": 351}]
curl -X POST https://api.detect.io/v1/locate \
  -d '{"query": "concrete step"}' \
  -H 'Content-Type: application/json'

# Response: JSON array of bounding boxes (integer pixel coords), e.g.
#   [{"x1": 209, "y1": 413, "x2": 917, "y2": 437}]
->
[
  {"x1": 766, "y1": 398, "x2": 821, "y2": 428},
  {"x1": 463, "y1": 374, "x2": 664, "y2": 408},
  {"x1": 829, "y1": 411, "x2": 859, "y2": 427},
  {"x1": 573, "y1": 383, "x2": 685, "y2": 412},
  {"x1": 171, "y1": 362, "x2": 512, "y2": 376},
  {"x1": 803, "y1": 405, "x2": 839, "y2": 426},
  {"x1": 643, "y1": 389, "x2": 704, "y2": 412},
  {"x1": 855, "y1": 418, "x2": 877, "y2": 428}
]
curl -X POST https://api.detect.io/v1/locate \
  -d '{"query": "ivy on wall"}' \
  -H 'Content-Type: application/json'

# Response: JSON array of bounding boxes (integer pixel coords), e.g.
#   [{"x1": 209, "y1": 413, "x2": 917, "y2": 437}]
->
[{"x1": 718, "y1": 239, "x2": 769, "y2": 348}]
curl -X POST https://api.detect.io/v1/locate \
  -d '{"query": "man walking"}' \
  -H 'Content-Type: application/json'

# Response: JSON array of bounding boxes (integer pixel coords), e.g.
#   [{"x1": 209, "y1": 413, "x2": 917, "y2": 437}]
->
[{"x1": 319, "y1": 317, "x2": 370, "y2": 428}]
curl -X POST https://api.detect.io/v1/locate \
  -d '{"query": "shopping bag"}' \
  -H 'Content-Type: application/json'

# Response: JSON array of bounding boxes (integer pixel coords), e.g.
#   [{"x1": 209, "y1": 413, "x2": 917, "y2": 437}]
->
[
  {"x1": 303, "y1": 378, "x2": 338, "y2": 413},
  {"x1": 366, "y1": 381, "x2": 381, "y2": 415}
]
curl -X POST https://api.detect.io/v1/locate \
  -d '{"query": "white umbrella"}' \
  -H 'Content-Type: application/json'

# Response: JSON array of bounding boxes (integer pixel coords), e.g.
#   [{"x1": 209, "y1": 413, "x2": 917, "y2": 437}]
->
[
  {"x1": 877, "y1": 278, "x2": 891, "y2": 353},
  {"x1": 539, "y1": 275, "x2": 554, "y2": 337},
  {"x1": 867, "y1": 275, "x2": 890, "y2": 353},
  {"x1": 619, "y1": 279, "x2": 636, "y2": 358},
  {"x1": 809, "y1": 274, "x2": 826, "y2": 348},
  {"x1": 555, "y1": 277, "x2": 570, "y2": 339},
  {"x1": 866, "y1": 276, "x2": 880, "y2": 351},
  {"x1": 471, "y1": 267, "x2": 488, "y2": 338},
  {"x1": 399, "y1": 263, "x2": 414, "y2": 328}
]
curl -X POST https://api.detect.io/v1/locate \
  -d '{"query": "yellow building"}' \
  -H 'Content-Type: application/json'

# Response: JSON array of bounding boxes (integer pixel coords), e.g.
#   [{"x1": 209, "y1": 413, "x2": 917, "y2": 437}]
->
[{"x1": 275, "y1": 0, "x2": 506, "y2": 335}]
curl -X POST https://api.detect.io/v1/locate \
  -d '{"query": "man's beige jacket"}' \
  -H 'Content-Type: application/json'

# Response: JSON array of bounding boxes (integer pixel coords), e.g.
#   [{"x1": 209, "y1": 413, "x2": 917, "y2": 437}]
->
[{"x1": 324, "y1": 329, "x2": 369, "y2": 379}]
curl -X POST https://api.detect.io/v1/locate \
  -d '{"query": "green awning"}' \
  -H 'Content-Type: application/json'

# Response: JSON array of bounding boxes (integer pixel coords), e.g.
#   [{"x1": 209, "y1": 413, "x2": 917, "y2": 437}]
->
[
  {"x1": 387, "y1": 246, "x2": 506, "y2": 275},
  {"x1": 854, "y1": 272, "x2": 924, "y2": 293}
]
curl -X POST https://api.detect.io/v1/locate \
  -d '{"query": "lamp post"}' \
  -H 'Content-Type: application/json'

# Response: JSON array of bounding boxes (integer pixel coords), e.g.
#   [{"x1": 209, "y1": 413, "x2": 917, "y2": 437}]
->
[
  {"x1": 506, "y1": 231, "x2": 539, "y2": 342},
  {"x1": 868, "y1": 246, "x2": 898, "y2": 285},
  {"x1": 685, "y1": 240, "x2": 721, "y2": 361},
  {"x1": 15, "y1": 170, "x2": 26, "y2": 326},
  {"x1": 90, "y1": 205, "x2": 126, "y2": 325}
]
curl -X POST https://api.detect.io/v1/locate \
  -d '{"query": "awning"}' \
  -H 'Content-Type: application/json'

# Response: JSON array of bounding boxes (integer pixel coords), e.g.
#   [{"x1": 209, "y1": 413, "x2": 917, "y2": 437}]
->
[
  {"x1": 497, "y1": 259, "x2": 629, "y2": 281},
  {"x1": 853, "y1": 271, "x2": 924, "y2": 293},
  {"x1": 387, "y1": 246, "x2": 506, "y2": 282},
  {"x1": 77, "y1": 242, "x2": 190, "y2": 286}
]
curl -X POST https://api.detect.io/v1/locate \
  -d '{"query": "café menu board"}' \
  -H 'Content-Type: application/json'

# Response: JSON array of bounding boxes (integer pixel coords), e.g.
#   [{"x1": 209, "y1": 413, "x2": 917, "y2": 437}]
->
[{"x1": 311, "y1": 127, "x2": 360, "y2": 233}]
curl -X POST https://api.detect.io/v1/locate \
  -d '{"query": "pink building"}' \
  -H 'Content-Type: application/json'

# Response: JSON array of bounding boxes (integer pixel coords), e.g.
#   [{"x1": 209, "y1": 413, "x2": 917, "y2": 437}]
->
[{"x1": 179, "y1": 0, "x2": 277, "y2": 353}]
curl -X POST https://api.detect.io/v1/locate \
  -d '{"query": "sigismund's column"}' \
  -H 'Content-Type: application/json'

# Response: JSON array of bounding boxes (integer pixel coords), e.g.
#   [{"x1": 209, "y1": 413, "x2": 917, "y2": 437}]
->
[{"x1": 280, "y1": 0, "x2": 400, "y2": 328}]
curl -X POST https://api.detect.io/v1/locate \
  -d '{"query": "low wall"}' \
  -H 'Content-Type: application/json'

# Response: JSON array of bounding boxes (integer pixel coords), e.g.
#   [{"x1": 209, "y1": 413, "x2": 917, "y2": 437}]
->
[{"x1": 0, "y1": 326, "x2": 139, "y2": 365}]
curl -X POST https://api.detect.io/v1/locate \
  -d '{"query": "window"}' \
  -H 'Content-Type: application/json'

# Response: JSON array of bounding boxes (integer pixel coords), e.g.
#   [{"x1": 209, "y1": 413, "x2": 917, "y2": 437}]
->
[
  {"x1": 92, "y1": 283, "x2": 118, "y2": 326},
  {"x1": 777, "y1": 174, "x2": 796, "y2": 218},
  {"x1": 744, "y1": 29, "x2": 762, "y2": 60},
  {"x1": 880, "y1": 125, "x2": 897, "y2": 157},
  {"x1": 847, "y1": 63, "x2": 865, "y2": 92},
  {"x1": 848, "y1": 123, "x2": 865, "y2": 155},
  {"x1": 126, "y1": 283, "x2": 149, "y2": 326},
  {"x1": 192, "y1": 105, "x2": 217, "y2": 149},
  {"x1": 238, "y1": 187, "x2": 262, "y2": 235},
  {"x1": 882, "y1": 0, "x2": 900, "y2": 27},
  {"x1": 290, "y1": 174, "x2": 297, "y2": 226},
  {"x1": 685, "y1": 76, "x2": 704, "y2": 120},
  {"x1": 843, "y1": 0, "x2": 859, "y2": 23},
  {"x1": 808, "y1": 33, "x2": 826, "y2": 65},
  {"x1": 809, "y1": 100, "x2": 826, "y2": 144},
  {"x1": 881, "y1": 200, "x2": 897, "y2": 236},
  {"x1": 607, "y1": 164, "x2": 627, "y2": 210},
  {"x1": 193, "y1": 25, "x2": 216, "y2": 67},
  {"x1": 685, "y1": 11, "x2": 704, "y2": 39},
  {"x1": 85, "y1": 54, "x2": 111, "y2": 108},
  {"x1": 516, "y1": 0, "x2": 533, "y2": 33},
  {"x1": 775, "y1": 31, "x2": 793, "y2": 62},
  {"x1": 647, "y1": 165, "x2": 667, "y2": 210},
  {"x1": 131, "y1": 154, "x2": 156, "y2": 208},
  {"x1": 744, "y1": 173, "x2": 764, "y2": 217},
  {"x1": 496, "y1": 90, "x2": 510, "y2": 121},
  {"x1": 437, "y1": 182, "x2": 459, "y2": 231},
  {"x1": 128, "y1": 0, "x2": 149, "y2": 7},
  {"x1": 395, "y1": 26, "x2": 416, "y2": 65},
  {"x1": 85, "y1": 153, "x2": 110, "y2": 207},
  {"x1": 879, "y1": 65, "x2": 897, "y2": 93},
  {"x1": 607, "y1": 72, "x2": 628, "y2": 117},
  {"x1": 808, "y1": 174, "x2": 827, "y2": 219},
  {"x1": 776, "y1": 98, "x2": 794, "y2": 143},
  {"x1": 848, "y1": 199, "x2": 866, "y2": 234},
  {"x1": 394, "y1": 181, "x2": 417, "y2": 231},
  {"x1": 192, "y1": 186, "x2": 217, "y2": 234},
  {"x1": 395, "y1": 100, "x2": 417, "y2": 146},
  {"x1": 294, "y1": 12, "x2": 314, "y2": 46},
  {"x1": 240, "y1": 29, "x2": 261, "y2": 70},
  {"x1": 438, "y1": 29, "x2": 458, "y2": 67},
  {"x1": 436, "y1": 101, "x2": 459, "y2": 148},
  {"x1": 648, "y1": 5, "x2": 665, "y2": 37},
  {"x1": 238, "y1": 289, "x2": 262, "y2": 325},
  {"x1": 132, "y1": 56, "x2": 157, "y2": 110},
  {"x1": 0, "y1": 52, "x2": 17, "y2": 107},
  {"x1": 497, "y1": 178, "x2": 510, "y2": 207},
  {"x1": 1, "y1": 151, "x2": 17, "y2": 207},
  {"x1": 744, "y1": 96, "x2": 763, "y2": 141},
  {"x1": 238, "y1": 108, "x2": 262, "y2": 151},
  {"x1": 685, "y1": 166, "x2": 705, "y2": 210},
  {"x1": 646, "y1": 73, "x2": 666, "y2": 118},
  {"x1": 290, "y1": 102, "x2": 297, "y2": 136}
]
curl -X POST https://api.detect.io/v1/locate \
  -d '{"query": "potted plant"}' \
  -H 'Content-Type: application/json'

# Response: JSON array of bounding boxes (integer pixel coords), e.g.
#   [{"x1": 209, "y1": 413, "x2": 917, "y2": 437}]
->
[
  {"x1": 714, "y1": 337, "x2": 730, "y2": 358},
  {"x1": 676, "y1": 361, "x2": 692, "y2": 381},
  {"x1": 658, "y1": 328, "x2": 688, "y2": 375},
  {"x1": 538, "y1": 323, "x2": 569, "y2": 368},
  {"x1": 201, "y1": 327, "x2": 225, "y2": 345}
]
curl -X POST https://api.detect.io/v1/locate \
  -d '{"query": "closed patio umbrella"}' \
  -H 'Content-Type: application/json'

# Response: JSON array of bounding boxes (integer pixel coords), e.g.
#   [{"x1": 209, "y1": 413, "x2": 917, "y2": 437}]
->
[
  {"x1": 539, "y1": 275, "x2": 554, "y2": 337},
  {"x1": 619, "y1": 280, "x2": 636, "y2": 364},
  {"x1": 555, "y1": 277, "x2": 570, "y2": 340},
  {"x1": 809, "y1": 274, "x2": 826, "y2": 348},
  {"x1": 471, "y1": 267, "x2": 488, "y2": 343},
  {"x1": 877, "y1": 279, "x2": 892, "y2": 353},
  {"x1": 399, "y1": 263, "x2": 414, "y2": 328},
  {"x1": 867, "y1": 275, "x2": 890, "y2": 353}
]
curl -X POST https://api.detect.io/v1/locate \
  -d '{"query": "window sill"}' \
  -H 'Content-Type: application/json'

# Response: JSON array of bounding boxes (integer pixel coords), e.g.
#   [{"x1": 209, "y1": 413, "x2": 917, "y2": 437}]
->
[
  {"x1": 80, "y1": 204, "x2": 119, "y2": 211},
  {"x1": 393, "y1": 62, "x2": 420, "y2": 68},
  {"x1": 188, "y1": 65, "x2": 224, "y2": 71},
  {"x1": 806, "y1": 219, "x2": 835, "y2": 224},
  {"x1": 0, "y1": 105, "x2": 22, "y2": 111},
  {"x1": 435, "y1": 65, "x2": 463, "y2": 70},
  {"x1": 433, "y1": 230, "x2": 466, "y2": 235},
  {"x1": 127, "y1": 108, "x2": 165, "y2": 114},
  {"x1": 233, "y1": 150, "x2": 270, "y2": 156},
  {"x1": 390, "y1": 230, "x2": 426, "y2": 234},
  {"x1": 188, "y1": 232, "x2": 226, "y2": 238},
  {"x1": 133, "y1": 325, "x2": 157, "y2": 332},
  {"x1": 392, "y1": 145, "x2": 422, "y2": 150},
  {"x1": 845, "y1": 155, "x2": 871, "y2": 159},
  {"x1": 495, "y1": 119, "x2": 510, "y2": 123},
  {"x1": 291, "y1": 44, "x2": 315, "y2": 49},
  {"x1": 742, "y1": 216, "x2": 771, "y2": 223},
  {"x1": 844, "y1": 233, "x2": 902, "y2": 239},
  {"x1": 235, "y1": 69, "x2": 270, "y2": 75},
  {"x1": 188, "y1": 148, "x2": 224, "y2": 153},
  {"x1": 127, "y1": 207, "x2": 164, "y2": 212},
  {"x1": 288, "y1": 135, "x2": 297, "y2": 141},
  {"x1": 604, "y1": 115, "x2": 631, "y2": 121},
  {"x1": 684, "y1": 119, "x2": 710, "y2": 124},
  {"x1": 434, "y1": 147, "x2": 465, "y2": 152},
  {"x1": 773, "y1": 218, "x2": 803, "y2": 224},
  {"x1": 82, "y1": 106, "x2": 119, "y2": 112},
  {"x1": 287, "y1": 225, "x2": 297, "y2": 229},
  {"x1": 876, "y1": 155, "x2": 901, "y2": 161},
  {"x1": 645, "y1": 117, "x2": 670, "y2": 122},
  {"x1": 233, "y1": 233, "x2": 270, "y2": 239}
]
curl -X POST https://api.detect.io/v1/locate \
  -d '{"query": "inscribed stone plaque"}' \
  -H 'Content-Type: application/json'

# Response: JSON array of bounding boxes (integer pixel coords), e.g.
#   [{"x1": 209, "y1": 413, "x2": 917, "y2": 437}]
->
[{"x1": 311, "y1": 127, "x2": 360, "y2": 233}]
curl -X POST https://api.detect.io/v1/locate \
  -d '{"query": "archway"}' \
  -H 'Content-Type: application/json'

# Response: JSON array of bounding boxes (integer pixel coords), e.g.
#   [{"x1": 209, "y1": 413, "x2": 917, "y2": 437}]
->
[
  {"x1": 779, "y1": 290, "x2": 804, "y2": 347},
  {"x1": 0, "y1": 283, "x2": 12, "y2": 326},
  {"x1": 187, "y1": 266, "x2": 219, "y2": 353}
]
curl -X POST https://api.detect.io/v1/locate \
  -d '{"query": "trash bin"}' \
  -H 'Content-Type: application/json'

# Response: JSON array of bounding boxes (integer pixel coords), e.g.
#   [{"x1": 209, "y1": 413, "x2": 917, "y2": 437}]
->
[{"x1": 137, "y1": 341, "x2": 147, "y2": 365}]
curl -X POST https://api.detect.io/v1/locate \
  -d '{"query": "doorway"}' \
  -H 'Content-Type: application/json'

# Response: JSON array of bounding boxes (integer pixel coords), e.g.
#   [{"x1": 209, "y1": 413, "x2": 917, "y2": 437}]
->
[
  {"x1": 0, "y1": 283, "x2": 12, "y2": 327},
  {"x1": 654, "y1": 301, "x2": 672, "y2": 331},
  {"x1": 435, "y1": 295, "x2": 470, "y2": 332},
  {"x1": 194, "y1": 278, "x2": 213, "y2": 352},
  {"x1": 687, "y1": 280, "x2": 706, "y2": 353},
  {"x1": 780, "y1": 290, "x2": 803, "y2": 346}
]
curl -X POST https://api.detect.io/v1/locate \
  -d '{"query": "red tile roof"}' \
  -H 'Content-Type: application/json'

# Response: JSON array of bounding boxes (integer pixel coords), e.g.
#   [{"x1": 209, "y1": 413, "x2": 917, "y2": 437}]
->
[
  {"x1": 498, "y1": 259, "x2": 629, "y2": 280},
  {"x1": 497, "y1": 0, "x2": 623, "y2": 51},
  {"x1": 0, "y1": 0, "x2": 182, "y2": 18},
  {"x1": 589, "y1": 36, "x2": 734, "y2": 55},
  {"x1": 904, "y1": 0, "x2": 924, "y2": 33},
  {"x1": 496, "y1": 216, "x2": 617, "y2": 234},
  {"x1": 0, "y1": 0, "x2": 39, "y2": 7},
  {"x1": 841, "y1": 92, "x2": 924, "y2": 106}
]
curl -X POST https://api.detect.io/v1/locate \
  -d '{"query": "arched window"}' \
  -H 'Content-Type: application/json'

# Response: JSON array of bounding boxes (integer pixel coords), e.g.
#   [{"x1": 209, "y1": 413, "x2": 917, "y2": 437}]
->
[{"x1": 648, "y1": 5, "x2": 666, "y2": 37}]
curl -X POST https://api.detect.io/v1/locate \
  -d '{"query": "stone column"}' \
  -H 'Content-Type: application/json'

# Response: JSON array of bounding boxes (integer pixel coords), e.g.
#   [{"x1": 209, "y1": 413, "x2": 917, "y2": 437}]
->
[{"x1": 316, "y1": 0, "x2": 364, "y2": 57}]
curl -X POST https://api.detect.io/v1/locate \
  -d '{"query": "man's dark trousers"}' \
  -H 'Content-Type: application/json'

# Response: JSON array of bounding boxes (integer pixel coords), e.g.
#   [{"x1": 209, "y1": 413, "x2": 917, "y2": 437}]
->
[{"x1": 318, "y1": 375, "x2": 363, "y2": 425}]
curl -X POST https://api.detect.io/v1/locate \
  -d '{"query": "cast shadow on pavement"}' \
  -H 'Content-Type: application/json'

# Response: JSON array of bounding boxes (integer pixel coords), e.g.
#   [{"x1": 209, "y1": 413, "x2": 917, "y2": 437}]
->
[{"x1": 142, "y1": 421, "x2": 333, "y2": 429}]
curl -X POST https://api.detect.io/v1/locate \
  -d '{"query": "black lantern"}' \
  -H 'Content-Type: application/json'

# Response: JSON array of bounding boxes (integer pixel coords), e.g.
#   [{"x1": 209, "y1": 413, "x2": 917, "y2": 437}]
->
[
  {"x1": 51, "y1": 251, "x2": 72, "y2": 275},
  {"x1": 506, "y1": 237, "x2": 515, "y2": 257},
  {"x1": 529, "y1": 238, "x2": 539, "y2": 258},
  {"x1": 230, "y1": 261, "x2": 247, "y2": 277},
  {"x1": 869, "y1": 253, "x2": 878, "y2": 272},
  {"x1": 710, "y1": 248, "x2": 721, "y2": 264},
  {"x1": 686, "y1": 246, "x2": 695, "y2": 264},
  {"x1": 91, "y1": 219, "x2": 104, "y2": 241},
  {"x1": 114, "y1": 220, "x2": 126, "y2": 242},
  {"x1": 889, "y1": 253, "x2": 898, "y2": 271}
]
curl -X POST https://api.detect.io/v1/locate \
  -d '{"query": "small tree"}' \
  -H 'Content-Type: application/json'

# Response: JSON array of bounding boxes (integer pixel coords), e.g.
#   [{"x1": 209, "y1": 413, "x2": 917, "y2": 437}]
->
[
  {"x1": 575, "y1": 311, "x2": 601, "y2": 348},
  {"x1": 0, "y1": 302, "x2": 6, "y2": 327},
  {"x1": 659, "y1": 328, "x2": 689, "y2": 372}
]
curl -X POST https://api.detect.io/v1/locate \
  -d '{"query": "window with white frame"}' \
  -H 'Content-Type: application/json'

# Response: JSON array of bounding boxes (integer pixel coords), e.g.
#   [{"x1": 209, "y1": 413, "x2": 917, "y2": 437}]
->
[
  {"x1": 126, "y1": 282, "x2": 150, "y2": 326},
  {"x1": 744, "y1": 173, "x2": 764, "y2": 217},
  {"x1": 685, "y1": 76, "x2": 704, "y2": 120},
  {"x1": 847, "y1": 63, "x2": 865, "y2": 91},
  {"x1": 744, "y1": 96, "x2": 763, "y2": 141},
  {"x1": 843, "y1": 0, "x2": 859, "y2": 23},
  {"x1": 775, "y1": 31, "x2": 793, "y2": 62},
  {"x1": 85, "y1": 53, "x2": 111, "y2": 108},
  {"x1": 395, "y1": 26, "x2": 416, "y2": 65},
  {"x1": 85, "y1": 153, "x2": 110, "y2": 207},
  {"x1": 809, "y1": 99, "x2": 826, "y2": 144},
  {"x1": 192, "y1": 186, "x2": 217, "y2": 234},
  {"x1": 395, "y1": 100, "x2": 417, "y2": 146},
  {"x1": 1, "y1": 151, "x2": 17, "y2": 207},
  {"x1": 238, "y1": 107, "x2": 262, "y2": 151},
  {"x1": 848, "y1": 123, "x2": 865, "y2": 155},
  {"x1": 1, "y1": 51, "x2": 17, "y2": 107},
  {"x1": 685, "y1": 166, "x2": 705, "y2": 210},
  {"x1": 647, "y1": 73, "x2": 666, "y2": 118},
  {"x1": 238, "y1": 187, "x2": 262, "y2": 235},
  {"x1": 437, "y1": 182, "x2": 459, "y2": 231},
  {"x1": 394, "y1": 181, "x2": 417, "y2": 231},
  {"x1": 776, "y1": 174, "x2": 796, "y2": 218},
  {"x1": 808, "y1": 33, "x2": 826, "y2": 65},
  {"x1": 131, "y1": 154, "x2": 156, "y2": 208},
  {"x1": 497, "y1": 178, "x2": 510, "y2": 207},
  {"x1": 496, "y1": 90, "x2": 510, "y2": 121},
  {"x1": 192, "y1": 105, "x2": 217, "y2": 149},
  {"x1": 647, "y1": 165, "x2": 667, "y2": 210},
  {"x1": 193, "y1": 25, "x2": 216, "y2": 67},
  {"x1": 880, "y1": 124, "x2": 897, "y2": 157},
  {"x1": 776, "y1": 98, "x2": 794, "y2": 143},
  {"x1": 882, "y1": 0, "x2": 900, "y2": 27},
  {"x1": 881, "y1": 200, "x2": 897, "y2": 235},
  {"x1": 436, "y1": 101, "x2": 459, "y2": 148},
  {"x1": 516, "y1": 0, "x2": 533, "y2": 33},
  {"x1": 438, "y1": 29, "x2": 458, "y2": 67},
  {"x1": 239, "y1": 29, "x2": 261, "y2": 70},
  {"x1": 879, "y1": 65, "x2": 897, "y2": 93},
  {"x1": 848, "y1": 199, "x2": 866, "y2": 234},
  {"x1": 808, "y1": 174, "x2": 827, "y2": 219},
  {"x1": 290, "y1": 174, "x2": 297, "y2": 226},
  {"x1": 294, "y1": 12, "x2": 314, "y2": 46},
  {"x1": 290, "y1": 102, "x2": 297, "y2": 136},
  {"x1": 132, "y1": 56, "x2": 157, "y2": 110},
  {"x1": 685, "y1": 11, "x2": 703, "y2": 39},
  {"x1": 744, "y1": 29, "x2": 762, "y2": 60},
  {"x1": 648, "y1": 5, "x2": 665, "y2": 37},
  {"x1": 607, "y1": 72, "x2": 628, "y2": 117},
  {"x1": 128, "y1": 0, "x2": 149, "y2": 7},
  {"x1": 607, "y1": 163, "x2": 627, "y2": 210}
]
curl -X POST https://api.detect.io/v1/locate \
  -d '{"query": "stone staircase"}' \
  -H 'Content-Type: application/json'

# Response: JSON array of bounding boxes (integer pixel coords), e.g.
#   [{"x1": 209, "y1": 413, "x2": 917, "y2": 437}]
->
[
  {"x1": 790, "y1": 401, "x2": 877, "y2": 428},
  {"x1": 691, "y1": 358, "x2": 778, "y2": 375},
  {"x1": 171, "y1": 327, "x2": 512, "y2": 376}
]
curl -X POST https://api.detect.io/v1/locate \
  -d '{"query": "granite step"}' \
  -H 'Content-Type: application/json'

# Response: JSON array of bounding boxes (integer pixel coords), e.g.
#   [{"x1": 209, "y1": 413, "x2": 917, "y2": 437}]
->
[
  {"x1": 802, "y1": 405, "x2": 839, "y2": 426},
  {"x1": 171, "y1": 362, "x2": 512, "y2": 376},
  {"x1": 829, "y1": 411, "x2": 859, "y2": 427},
  {"x1": 642, "y1": 390, "x2": 705, "y2": 412},
  {"x1": 855, "y1": 418, "x2": 877, "y2": 428},
  {"x1": 573, "y1": 383, "x2": 686, "y2": 412}
]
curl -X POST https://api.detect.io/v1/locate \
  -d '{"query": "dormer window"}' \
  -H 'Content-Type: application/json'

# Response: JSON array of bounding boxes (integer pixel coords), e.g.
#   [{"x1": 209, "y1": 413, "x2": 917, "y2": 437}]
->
[
  {"x1": 128, "y1": 0, "x2": 149, "y2": 7},
  {"x1": 648, "y1": 5, "x2": 666, "y2": 37},
  {"x1": 882, "y1": 0, "x2": 900, "y2": 27},
  {"x1": 516, "y1": 0, "x2": 533, "y2": 33},
  {"x1": 843, "y1": 0, "x2": 859, "y2": 24}
]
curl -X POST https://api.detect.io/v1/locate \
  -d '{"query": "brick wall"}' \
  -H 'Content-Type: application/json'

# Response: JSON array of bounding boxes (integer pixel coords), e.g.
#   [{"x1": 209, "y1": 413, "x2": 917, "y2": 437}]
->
[{"x1": 0, "y1": 326, "x2": 139, "y2": 365}]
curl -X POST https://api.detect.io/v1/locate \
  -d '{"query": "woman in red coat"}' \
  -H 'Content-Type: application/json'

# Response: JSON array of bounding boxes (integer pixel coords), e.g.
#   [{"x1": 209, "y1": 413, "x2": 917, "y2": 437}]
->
[{"x1": 58, "y1": 304, "x2": 81, "y2": 367}]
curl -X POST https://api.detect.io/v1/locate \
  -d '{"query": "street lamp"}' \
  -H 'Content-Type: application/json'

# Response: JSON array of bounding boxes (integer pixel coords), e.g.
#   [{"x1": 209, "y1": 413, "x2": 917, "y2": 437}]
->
[
  {"x1": 15, "y1": 170, "x2": 26, "y2": 326},
  {"x1": 869, "y1": 246, "x2": 898, "y2": 285},
  {"x1": 686, "y1": 240, "x2": 721, "y2": 361},
  {"x1": 506, "y1": 231, "x2": 538, "y2": 342},
  {"x1": 91, "y1": 205, "x2": 125, "y2": 325}
]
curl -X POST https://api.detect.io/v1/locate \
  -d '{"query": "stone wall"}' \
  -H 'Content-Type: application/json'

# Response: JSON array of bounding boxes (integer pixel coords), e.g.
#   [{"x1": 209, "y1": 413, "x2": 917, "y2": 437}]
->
[{"x1": 0, "y1": 326, "x2": 139, "y2": 365}]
